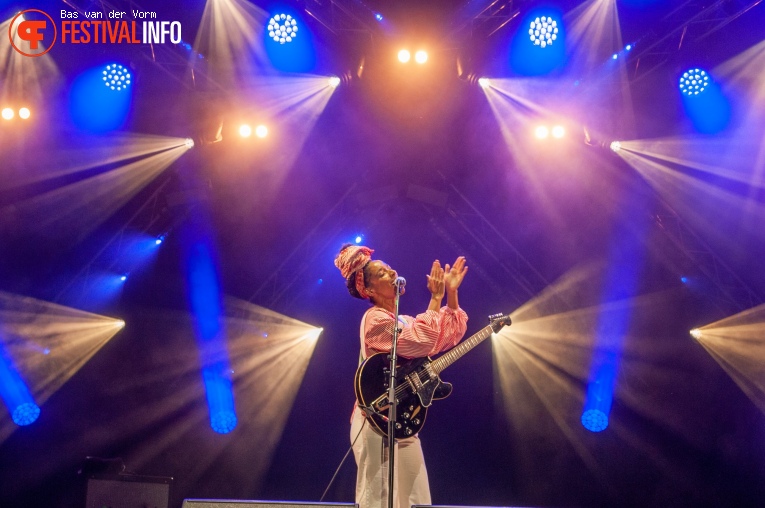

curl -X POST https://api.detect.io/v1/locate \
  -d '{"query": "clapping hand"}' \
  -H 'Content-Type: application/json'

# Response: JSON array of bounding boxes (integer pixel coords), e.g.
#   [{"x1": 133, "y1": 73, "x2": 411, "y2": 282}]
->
[
  {"x1": 444, "y1": 256, "x2": 468, "y2": 293},
  {"x1": 427, "y1": 260, "x2": 445, "y2": 301}
]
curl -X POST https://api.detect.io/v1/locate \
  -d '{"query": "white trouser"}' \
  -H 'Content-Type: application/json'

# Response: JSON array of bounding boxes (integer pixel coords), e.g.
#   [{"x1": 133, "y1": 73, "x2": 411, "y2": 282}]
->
[{"x1": 350, "y1": 407, "x2": 432, "y2": 508}]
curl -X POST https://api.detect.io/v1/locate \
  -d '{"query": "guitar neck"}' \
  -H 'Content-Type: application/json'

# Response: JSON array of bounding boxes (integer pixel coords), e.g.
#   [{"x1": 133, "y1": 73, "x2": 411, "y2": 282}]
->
[{"x1": 431, "y1": 324, "x2": 495, "y2": 374}]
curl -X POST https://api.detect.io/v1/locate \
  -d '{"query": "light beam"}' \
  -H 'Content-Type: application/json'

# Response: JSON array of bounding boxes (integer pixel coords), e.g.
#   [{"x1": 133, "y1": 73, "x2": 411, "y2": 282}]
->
[
  {"x1": 692, "y1": 303, "x2": 765, "y2": 415},
  {"x1": 0, "y1": 291, "x2": 124, "y2": 443}
]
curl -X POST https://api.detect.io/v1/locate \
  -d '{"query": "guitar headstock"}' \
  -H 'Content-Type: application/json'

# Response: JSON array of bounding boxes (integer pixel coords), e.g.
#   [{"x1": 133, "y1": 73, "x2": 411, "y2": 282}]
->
[{"x1": 488, "y1": 312, "x2": 512, "y2": 332}]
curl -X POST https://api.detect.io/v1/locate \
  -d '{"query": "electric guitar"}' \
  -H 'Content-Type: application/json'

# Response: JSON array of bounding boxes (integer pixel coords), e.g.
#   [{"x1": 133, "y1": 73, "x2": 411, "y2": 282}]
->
[{"x1": 354, "y1": 312, "x2": 511, "y2": 439}]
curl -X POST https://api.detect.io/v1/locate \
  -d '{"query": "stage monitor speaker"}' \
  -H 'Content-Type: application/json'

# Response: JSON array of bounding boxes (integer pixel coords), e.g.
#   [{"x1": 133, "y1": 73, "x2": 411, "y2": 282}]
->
[
  {"x1": 86, "y1": 473, "x2": 173, "y2": 508},
  {"x1": 183, "y1": 501, "x2": 358, "y2": 508},
  {"x1": 413, "y1": 505, "x2": 529, "y2": 508}
]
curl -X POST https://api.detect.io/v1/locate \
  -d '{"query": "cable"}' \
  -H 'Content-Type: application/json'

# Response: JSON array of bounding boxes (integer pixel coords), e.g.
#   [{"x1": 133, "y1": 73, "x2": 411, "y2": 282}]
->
[{"x1": 319, "y1": 416, "x2": 367, "y2": 502}]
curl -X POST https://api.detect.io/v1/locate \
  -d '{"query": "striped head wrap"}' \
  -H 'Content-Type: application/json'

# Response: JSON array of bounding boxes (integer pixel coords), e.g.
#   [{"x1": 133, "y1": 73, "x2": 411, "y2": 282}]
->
[{"x1": 334, "y1": 245, "x2": 374, "y2": 299}]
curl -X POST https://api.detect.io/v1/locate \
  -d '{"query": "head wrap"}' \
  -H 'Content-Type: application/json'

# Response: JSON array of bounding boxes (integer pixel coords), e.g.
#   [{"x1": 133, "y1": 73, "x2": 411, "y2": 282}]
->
[{"x1": 334, "y1": 245, "x2": 374, "y2": 299}]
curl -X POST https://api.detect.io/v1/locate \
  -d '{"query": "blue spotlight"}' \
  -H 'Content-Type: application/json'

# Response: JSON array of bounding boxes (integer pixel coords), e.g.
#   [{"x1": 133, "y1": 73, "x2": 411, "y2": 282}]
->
[
  {"x1": 203, "y1": 369, "x2": 237, "y2": 434},
  {"x1": 679, "y1": 68, "x2": 709, "y2": 96},
  {"x1": 70, "y1": 65, "x2": 132, "y2": 132},
  {"x1": 582, "y1": 360, "x2": 616, "y2": 432},
  {"x1": 0, "y1": 343, "x2": 41, "y2": 426},
  {"x1": 528, "y1": 16, "x2": 559, "y2": 48},
  {"x1": 581, "y1": 408, "x2": 608, "y2": 432},
  {"x1": 264, "y1": 10, "x2": 316, "y2": 72},
  {"x1": 680, "y1": 70, "x2": 730, "y2": 133},
  {"x1": 355, "y1": 235, "x2": 363, "y2": 244},
  {"x1": 187, "y1": 240, "x2": 237, "y2": 434},
  {"x1": 120, "y1": 274, "x2": 128, "y2": 281},
  {"x1": 102, "y1": 64, "x2": 132, "y2": 91},
  {"x1": 155, "y1": 234, "x2": 166, "y2": 245},
  {"x1": 680, "y1": 276, "x2": 688, "y2": 284},
  {"x1": 211, "y1": 410, "x2": 237, "y2": 434},
  {"x1": 267, "y1": 13, "x2": 298, "y2": 44},
  {"x1": 612, "y1": 53, "x2": 618, "y2": 60},
  {"x1": 12, "y1": 402, "x2": 41, "y2": 426},
  {"x1": 582, "y1": 224, "x2": 645, "y2": 434},
  {"x1": 625, "y1": 44, "x2": 632, "y2": 51},
  {"x1": 375, "y1": 13, "x2": 383, "y2": 21},
  {"x1": 511, "y1": 10, "x2": 566, "y2": 76}
]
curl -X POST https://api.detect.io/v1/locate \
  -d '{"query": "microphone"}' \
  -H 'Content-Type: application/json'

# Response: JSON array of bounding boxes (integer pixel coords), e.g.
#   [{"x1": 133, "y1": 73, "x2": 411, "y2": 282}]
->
[{"x1": 394, "y1": 277, "x2": 406, "y2": 288}]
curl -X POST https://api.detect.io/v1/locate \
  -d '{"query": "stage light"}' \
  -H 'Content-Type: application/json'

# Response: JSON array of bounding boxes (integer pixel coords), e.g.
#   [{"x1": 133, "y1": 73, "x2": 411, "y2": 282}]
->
[
  {"x1": 304, "y1": 327, "x2": 323, "y2": 341},
  {"x1": 680, "y1": 276, "x2": 688, "y2": 284},
  {"x1": 679, "y1": 70, "x2": 729, "y2": 133},
  {"x1": 625, "y1": 44, "x2": 632, "y2": 51},
  {"x1": 255, "y1": 125, "x2": 268, "y2": 138},
  {"x1": 0, "y1": 295, "x2": 125, "y2": 432},
  {"x1": 72, "y1": 66, "x2": 133, "y2": 131},
  {"x1": 581, "y1": 408, "x2": 608, "y2": 432},
  {"x1": 155, "y1": 234, "x2": 166, "y2": 245},
  {"x1": 415, "y1": 50, "x2": 428, "y2": 64},
  {"x1": 328, "y1": 76, "x2": 341, "y2": 88},
  {"x1": 211, "y1": 409, "x2": 238, "y2": 434},
  {"x1": 102, "y1": 64, "x2": 132, "y2": 91},
  {"x1": 11, "y1": 402, "x2": 41, "y2": 426},
  {"x1": 612, "y1": 53, "x2": 618, "y2": 60},
  {"x1": 239, "y1": 124, "x2": 253, "y2": 138},
  {"x1": 355, "y1": 235, "x2": 363, "y2": 244},
  {"x1": 2, "y1": 108, "x2": 14, "y2": 120},
  {"x1": 610, "y1": 141, "x2": 621, "y2": 153},
  {"x1": 18, "y1": 108, "x2": 30, "y2": 119},
  {"x1": 679, "y1": 68, "x2": 709, "y2": 96},
  {"x1": 529, "y1": 16, "x2": 559, "y2": 48},
  {"x1": 535, "y1": 126, "x2": 549, "y2": 139},
  {"x1": 185, "y1": 138, "x2": 195, "y2": 148},
  {"x1": 1, "y1": 339, "x2": 40, "y2": 427},
  {"x1": 120, "y1": 275, "x2": 127, "y2": 282},
  {"x1": 268, "y1": 14, "x2": 298, "y2": 44},
  {"x1": 375, "y1": 13, "x2": 383, "y2": 21},
  {"x1": 188, "y1": 240, "x2": 238, "y2": 435},
  {"x1": 398, "y1": 49, "x2": 411, "y2": 63},
  {"x1": 262, "y1": 12, "x2": 315, "y2": 72},
  {"x1": 690, "y1": 328, "x2": 702, "y2": 339},
  {"x1": 551, "y1": 125, "x2": 565, "y2": 138},
  {"x1": 478, "y1": 77, "x2": 491, "y2": 88}
]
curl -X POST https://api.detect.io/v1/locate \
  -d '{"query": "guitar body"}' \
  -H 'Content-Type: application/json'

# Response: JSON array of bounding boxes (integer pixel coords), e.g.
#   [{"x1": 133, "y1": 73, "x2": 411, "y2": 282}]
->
[
  {"x1": 353, "y1": 313, "x2": 511, "y2": 440},
  {"x1": 354, "y1": 353, "x2": 452, "y2": 439}
]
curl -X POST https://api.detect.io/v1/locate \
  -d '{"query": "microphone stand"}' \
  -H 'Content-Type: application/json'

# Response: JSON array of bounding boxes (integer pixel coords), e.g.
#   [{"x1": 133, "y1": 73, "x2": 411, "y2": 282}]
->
[{"x1": 386, "y1": 279, "x2": 404, "y2": 508}]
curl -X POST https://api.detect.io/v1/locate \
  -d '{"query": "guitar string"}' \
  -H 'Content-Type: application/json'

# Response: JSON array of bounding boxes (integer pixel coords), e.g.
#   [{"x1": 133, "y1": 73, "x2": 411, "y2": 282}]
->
[
  {"x1": 381, "y1": 324, "x2": 503, "y2": 432},
  {"x1": 390, "y1": 326, "x2": 493, "y2": 400}
]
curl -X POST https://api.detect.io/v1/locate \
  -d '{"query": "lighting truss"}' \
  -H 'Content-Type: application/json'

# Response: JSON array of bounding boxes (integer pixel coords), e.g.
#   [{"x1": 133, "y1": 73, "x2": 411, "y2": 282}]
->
[
  {"x1": 625, "y1": 0, "x2": 763, "y2": 83},
  {"x1": 653, "y1": 199, "x2": 762, "y2": 315}
]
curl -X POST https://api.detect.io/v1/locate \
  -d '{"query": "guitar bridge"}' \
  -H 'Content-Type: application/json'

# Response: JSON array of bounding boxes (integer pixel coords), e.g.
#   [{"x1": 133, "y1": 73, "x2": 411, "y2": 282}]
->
[{"x1": 406, "y1": 372, "x2": 423, "y2": 394}]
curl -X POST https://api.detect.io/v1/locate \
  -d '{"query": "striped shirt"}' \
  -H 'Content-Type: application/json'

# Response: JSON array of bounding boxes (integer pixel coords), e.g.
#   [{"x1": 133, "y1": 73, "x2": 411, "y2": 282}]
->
[{"x1": 360, "y1": 306, "x2": 468, "y2": 360}]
